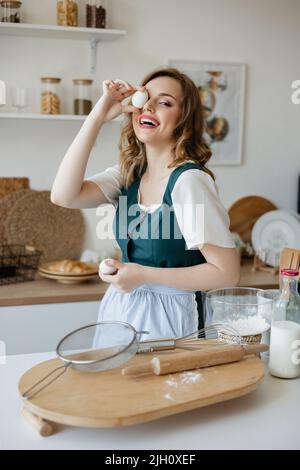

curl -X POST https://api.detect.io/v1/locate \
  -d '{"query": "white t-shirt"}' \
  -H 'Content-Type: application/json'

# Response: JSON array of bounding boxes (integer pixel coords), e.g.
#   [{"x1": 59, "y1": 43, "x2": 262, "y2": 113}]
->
[{"x1": 86, "y1": 164, "x2": 235, "y2": 250}]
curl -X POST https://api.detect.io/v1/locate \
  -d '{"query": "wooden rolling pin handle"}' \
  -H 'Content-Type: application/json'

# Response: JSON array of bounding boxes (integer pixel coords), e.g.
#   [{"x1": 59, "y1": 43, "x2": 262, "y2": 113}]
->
[
  {"x1": 121, "y1": 362, "x2": 153, "y2": 376},
  {"x1": 21, "y1": 407, "x2": 54, "y2": 437}
]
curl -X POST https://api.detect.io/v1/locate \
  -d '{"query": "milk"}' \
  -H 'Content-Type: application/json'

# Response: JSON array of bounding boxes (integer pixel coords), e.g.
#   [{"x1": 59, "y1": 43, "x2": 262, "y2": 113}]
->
[{"x1": 269, "y1": 321, "x2": 300, "y2": 378}]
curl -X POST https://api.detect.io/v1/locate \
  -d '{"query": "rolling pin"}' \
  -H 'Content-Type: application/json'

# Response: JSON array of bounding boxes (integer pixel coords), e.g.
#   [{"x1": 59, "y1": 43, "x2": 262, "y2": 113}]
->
[{"x1": 121, "y1": 343, "x2": 269, "y2": 376}]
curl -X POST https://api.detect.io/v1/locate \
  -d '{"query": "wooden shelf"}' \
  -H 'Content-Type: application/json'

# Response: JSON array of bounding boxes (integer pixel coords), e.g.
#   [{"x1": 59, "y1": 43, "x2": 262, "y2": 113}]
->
[
  {"x1": 0, "y1": 112, "x2": 122, "y2": 122},
  {"x1": 0, "y1": 23, "x2": 126, "y2": 73}
]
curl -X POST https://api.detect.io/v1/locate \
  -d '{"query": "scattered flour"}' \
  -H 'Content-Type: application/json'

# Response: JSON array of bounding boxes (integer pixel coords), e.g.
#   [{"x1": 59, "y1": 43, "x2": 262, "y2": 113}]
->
[
  {"x1": 229, "y1": 315, "x2": 269, "y2": 335},
  {"x1": 164, "y1": 371, "x2": 203, "y2": 387},
  {"x1": 180, "y1": 371, "x2": 202, "y2": 384},
  {"x1": 165, "y1": 377, "x2": 179, "y2": 388},
  {"x1": 164, "y1": 393, "x2": 175, "y2": 401}
]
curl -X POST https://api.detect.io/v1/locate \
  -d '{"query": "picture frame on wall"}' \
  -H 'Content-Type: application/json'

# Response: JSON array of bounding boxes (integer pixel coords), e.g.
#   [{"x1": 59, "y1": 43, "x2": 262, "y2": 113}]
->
[{"x1": 169, "y1": 60, "x2": 246, "y2": 166}]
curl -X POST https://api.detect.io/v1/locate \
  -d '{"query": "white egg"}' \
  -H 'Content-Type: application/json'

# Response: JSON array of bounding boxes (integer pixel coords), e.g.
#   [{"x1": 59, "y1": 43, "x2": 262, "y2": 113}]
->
[
  {"x1": 99, "y1": 259, "x2": 118, "y2": 275},
  {"x1": 131, "y1": 90, "x2": 149, "y2": 108}
]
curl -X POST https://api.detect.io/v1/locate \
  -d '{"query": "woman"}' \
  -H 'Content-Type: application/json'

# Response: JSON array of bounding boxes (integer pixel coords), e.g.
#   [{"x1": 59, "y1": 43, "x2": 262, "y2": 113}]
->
[{"x1": 51, "y1": 67, "x2": 240, "y2": 340}]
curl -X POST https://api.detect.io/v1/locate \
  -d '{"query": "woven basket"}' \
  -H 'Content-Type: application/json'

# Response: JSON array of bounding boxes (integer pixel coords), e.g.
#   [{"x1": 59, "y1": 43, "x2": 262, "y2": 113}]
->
[
  {"x1": 0, "y1": 190, "x2": 31, "y2": 243},
  {"x1": 3, "y1": 190, "x2": 85, "y2": 263},
  {"x1": 0, "y1": 177, "x2": 29, "y2": 199},
  {"x1": 0, "y1": 244, "x2": 42, "y2": 285}
]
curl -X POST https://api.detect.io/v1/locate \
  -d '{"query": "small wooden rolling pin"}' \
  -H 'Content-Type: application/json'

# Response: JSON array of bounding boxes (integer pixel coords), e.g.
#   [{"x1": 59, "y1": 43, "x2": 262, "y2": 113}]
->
[{"x1": 121, "y1": 343, "x2": 269, "y2": 377}]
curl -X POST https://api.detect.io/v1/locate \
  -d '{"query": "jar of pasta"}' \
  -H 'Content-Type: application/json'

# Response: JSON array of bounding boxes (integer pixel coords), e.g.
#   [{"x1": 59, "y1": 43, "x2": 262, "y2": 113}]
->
[
  {"x1": 57, "y1": 0, "x2": 78, "y2": 27},
  {"x1": 73, "y1": 79, "x2": 93, "y2": 115},
  {"x1": 0, "y1": 0, "x2": 22, "y2": 23},
  {"x1": 40, "y1": 77, "x2": 61, "y2": 115}
]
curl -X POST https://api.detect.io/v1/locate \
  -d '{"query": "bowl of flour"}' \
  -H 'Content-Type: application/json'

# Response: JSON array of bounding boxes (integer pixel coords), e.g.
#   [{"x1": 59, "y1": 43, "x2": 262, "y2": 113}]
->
[{"x1": 205, "y1": 287, "x2": 277, "y2": 343}]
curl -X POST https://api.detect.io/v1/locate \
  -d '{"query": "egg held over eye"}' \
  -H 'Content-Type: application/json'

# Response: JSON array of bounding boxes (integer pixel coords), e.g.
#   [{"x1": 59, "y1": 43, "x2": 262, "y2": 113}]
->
[
  {"x1": 99, "y1": 259, "x2": 118, "y2": 275},
  {"x1": 131, "y1": 90, "x2": 149, "y2": 108}
]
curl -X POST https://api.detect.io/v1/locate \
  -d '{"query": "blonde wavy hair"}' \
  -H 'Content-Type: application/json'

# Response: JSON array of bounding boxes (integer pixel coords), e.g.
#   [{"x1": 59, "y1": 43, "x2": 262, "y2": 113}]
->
[{"x1": 119, "y1": 67, "x2": 214, "y2": 188}]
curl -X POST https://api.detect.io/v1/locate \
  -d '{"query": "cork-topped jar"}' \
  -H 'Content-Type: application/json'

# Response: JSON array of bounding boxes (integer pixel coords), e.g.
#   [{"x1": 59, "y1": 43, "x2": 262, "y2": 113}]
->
[
  {"x1": 73, "y1": 79, "x2": 93, "y2": 115},
  {"x1": 86, "y1": 0, "x2": 106, "y2": 28},
  {"x1": 40, "y1": 77, "x2": 61, "y2": 115},
  {"x1": 0, "y1": 0, "x2": 22, "y2": 23},
  {"x1": 57, "y1": 0, "x2": 78, "y2": 27}
]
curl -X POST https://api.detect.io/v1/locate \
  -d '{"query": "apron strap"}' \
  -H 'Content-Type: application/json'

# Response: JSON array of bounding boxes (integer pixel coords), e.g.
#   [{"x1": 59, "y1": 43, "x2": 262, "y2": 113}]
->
[{"x1": 195, "y1": 291, "x2": 204, "y2": 331}]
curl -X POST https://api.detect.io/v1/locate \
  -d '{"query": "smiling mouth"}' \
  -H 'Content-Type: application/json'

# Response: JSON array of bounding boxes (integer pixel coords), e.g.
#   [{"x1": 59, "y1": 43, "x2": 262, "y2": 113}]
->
[{"x1": 138, "y1": 117, "x2": 160, "y2": 129}]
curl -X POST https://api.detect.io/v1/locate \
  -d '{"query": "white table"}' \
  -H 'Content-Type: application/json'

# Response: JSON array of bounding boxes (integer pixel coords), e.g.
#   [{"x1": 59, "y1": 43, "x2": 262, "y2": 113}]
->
[{"x1": 0, "y1": 351, "x2": 299, "y2": 450}]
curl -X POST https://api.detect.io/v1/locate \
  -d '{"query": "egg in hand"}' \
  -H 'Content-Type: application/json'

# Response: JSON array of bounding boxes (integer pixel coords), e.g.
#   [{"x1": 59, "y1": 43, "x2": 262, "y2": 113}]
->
[
  {"x1": 99, "y1": 259, "x2": 118, "y2": 275},
  {"x1": 131, "y1": 90, "x2": 149, "y2": 108}
]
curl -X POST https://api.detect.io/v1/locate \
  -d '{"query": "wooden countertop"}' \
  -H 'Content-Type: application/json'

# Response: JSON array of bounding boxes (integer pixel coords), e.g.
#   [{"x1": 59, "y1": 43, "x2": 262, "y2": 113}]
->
[
  {"x1": 0, "y1": 275, "x2": 107, "y2": 307},
  {"x1": 239, "y1": 258, "x2": 279, "y2": 289},
  {"x1": 0, "y1": 259, "x2": 278, "y2": 307}
]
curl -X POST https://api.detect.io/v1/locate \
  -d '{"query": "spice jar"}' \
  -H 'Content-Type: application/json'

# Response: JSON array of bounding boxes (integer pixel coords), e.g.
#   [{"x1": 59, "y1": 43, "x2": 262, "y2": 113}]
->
[
  {"x1": 86, "y1": 0, "x2": 106, "y2": 28},
  {"x1": 73, "y1": 79, "x2": 93, "y2": 115},
  {"x1": 57, "y1": 0, "x2": 78, "y2": 27},
  {"x1": 40, "y1": 77, "x2": 62, "y2": 115},
  {"x1": 1, "y1": 0, "x2": 22, "y2": 23}
]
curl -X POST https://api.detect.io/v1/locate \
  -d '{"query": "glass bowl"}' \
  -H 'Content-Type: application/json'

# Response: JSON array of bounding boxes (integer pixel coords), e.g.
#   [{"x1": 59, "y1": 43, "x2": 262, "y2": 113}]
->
[{"x1": 205, "y1": 287, "x2": 276, "y2": 344}]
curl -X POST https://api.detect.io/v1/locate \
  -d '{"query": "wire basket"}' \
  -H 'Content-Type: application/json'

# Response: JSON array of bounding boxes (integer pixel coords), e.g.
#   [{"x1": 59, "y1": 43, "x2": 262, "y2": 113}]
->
[{"x1": 0, "y1": 245, "x2": 42, "y2": 286}]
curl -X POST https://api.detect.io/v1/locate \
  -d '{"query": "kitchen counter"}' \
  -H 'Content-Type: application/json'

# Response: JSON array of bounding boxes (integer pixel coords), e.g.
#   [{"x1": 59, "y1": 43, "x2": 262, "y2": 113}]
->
[
  {"x1": 0, "y1": 259, "x2": 278, "y2": 307},
  {"x1": 0, "y1": 276, "x2": 107, "y2": 307},
  {"x1": 0, "y1": 351, "x2": 299, "y2": 450}
]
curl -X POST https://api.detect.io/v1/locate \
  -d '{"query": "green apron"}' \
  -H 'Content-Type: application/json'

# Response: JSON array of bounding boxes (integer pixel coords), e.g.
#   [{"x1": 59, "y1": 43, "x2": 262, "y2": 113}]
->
[{"x1": 113, "y1": 162, "x2": 207, "y2": 330}]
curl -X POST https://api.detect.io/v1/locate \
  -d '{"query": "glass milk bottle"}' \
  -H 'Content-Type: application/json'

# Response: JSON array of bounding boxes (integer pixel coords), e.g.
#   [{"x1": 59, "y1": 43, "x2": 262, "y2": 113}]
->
[{"x1": 269, "y1": 269, "x2": 300, "y2": 378}]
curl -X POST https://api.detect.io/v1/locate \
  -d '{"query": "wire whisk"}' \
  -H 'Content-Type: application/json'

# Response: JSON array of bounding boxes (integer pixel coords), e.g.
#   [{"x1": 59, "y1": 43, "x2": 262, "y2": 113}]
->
[{"x1": 137, "y1": 323, "x2": 241, "y2": 353}]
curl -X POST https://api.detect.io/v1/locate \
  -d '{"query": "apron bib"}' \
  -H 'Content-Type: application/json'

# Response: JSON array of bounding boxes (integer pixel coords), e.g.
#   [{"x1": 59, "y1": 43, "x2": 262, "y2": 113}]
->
[{"x1": 96, "y1": 162, "x2": 207, "y2": 340}]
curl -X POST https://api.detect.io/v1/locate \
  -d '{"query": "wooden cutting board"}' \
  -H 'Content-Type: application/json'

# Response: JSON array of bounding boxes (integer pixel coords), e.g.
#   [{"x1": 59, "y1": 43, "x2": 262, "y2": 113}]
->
[
  {"x1": 228, "y1": 196, "x2": 277, "y2": 243},
  {"x1": 19, "y1": 351, "x2": 265, "y2": 429}
]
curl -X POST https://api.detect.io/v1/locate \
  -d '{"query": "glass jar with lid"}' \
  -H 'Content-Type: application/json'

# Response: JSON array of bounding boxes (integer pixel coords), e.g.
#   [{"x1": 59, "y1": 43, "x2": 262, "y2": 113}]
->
[
  {"x1": 86, "y1": 0, "x2": 106, "y2": 28},
  {"x1": 73, "y1": 79, "x2": 93, "y2": 115},
  {"x1": 40, "y1": 77, "x2": 62, "y2": 115},
  {"x1": 1, "y1": 1, "x2": 22, "y2": 23},
  {"x1": 57, "y1": 0, "x2": 78, "y2": 27}
]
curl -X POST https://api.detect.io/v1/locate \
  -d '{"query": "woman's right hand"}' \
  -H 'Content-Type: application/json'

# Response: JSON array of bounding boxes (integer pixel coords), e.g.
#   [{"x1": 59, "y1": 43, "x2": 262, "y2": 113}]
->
[{"x1": 97, "y1": 79, "x2": 145, "y2": 122}]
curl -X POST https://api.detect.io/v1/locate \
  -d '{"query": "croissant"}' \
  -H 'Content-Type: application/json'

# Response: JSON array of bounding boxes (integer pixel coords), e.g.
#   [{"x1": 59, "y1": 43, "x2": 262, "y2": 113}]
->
[{"x1": 48, "y1": 260, "x2": 94, "y2": 274}]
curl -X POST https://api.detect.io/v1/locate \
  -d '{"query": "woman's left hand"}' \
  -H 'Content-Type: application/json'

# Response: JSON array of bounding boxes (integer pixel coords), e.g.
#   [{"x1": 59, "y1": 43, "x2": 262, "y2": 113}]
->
[{"x1": 99, "y1": 259, "x2": 146, "y2": 293}]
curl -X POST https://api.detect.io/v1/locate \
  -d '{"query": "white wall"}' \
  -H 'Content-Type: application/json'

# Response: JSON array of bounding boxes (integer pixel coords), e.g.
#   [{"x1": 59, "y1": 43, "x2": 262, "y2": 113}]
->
[{"x1": 1, "y1": 0, "x2": 299, "y2": 254}]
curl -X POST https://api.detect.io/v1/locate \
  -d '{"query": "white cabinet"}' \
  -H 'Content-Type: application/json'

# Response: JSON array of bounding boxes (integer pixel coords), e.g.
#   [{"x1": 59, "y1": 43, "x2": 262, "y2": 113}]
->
[{"x1": 0, "y1": 301, "x2": 99, "y2": 355}]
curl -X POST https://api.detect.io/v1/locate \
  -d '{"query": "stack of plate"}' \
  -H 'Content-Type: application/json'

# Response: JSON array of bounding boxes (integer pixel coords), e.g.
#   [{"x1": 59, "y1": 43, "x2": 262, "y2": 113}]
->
[
  {"x1": 251, "y1": 210, "x2": 300, "y2": 267},
  {"x1": 38, "y1": 261, "x2": 99, "y2": 284}
]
